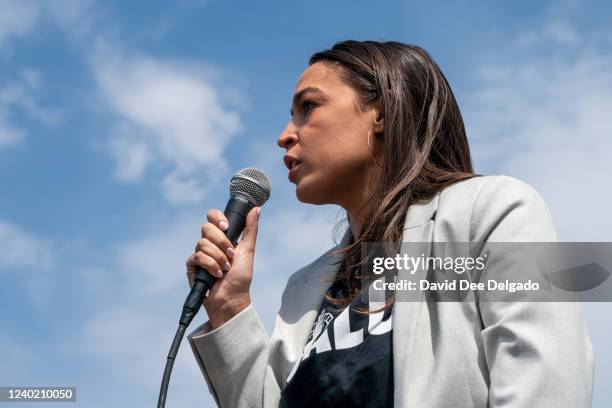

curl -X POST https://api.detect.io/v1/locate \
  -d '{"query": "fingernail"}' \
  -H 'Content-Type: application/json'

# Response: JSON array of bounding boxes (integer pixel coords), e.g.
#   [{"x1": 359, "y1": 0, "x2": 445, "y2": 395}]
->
[
  {"x1": 219, "y1": 220, "x2": 228, "y2": 231},
  {"x1": 223, "y1": 261, "x2": 231, "y2": 271},
  {"x1": 226, "y1": 247, "x2": 235, "y2": 258},
  {"x1": 216, "y1": 269, "x2": 224, "y2": 278},
  {"x1": 256, "y1": 207, "x2": 261, "y2": 218}
]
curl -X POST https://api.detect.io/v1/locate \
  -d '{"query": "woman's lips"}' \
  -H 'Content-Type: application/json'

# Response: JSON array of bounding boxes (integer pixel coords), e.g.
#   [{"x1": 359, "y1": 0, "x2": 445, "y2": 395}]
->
[{"x1": 288, "y1": 161, "x2": 301, "y2": 182}]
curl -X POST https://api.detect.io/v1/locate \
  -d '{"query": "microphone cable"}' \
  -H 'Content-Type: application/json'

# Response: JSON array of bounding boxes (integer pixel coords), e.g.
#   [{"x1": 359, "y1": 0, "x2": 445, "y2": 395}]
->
[{"x1": 157, "y1": 268, "x2": 215, "y2": 408}]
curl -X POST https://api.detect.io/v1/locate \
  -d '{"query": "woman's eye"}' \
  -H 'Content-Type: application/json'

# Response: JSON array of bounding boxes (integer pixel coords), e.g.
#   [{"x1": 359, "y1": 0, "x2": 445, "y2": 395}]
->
[
  {"x1": 301, "y1": 100, "x2": 316, "y2": 114},
  {"x1": 289, "y1": 100, "x2": 318, "y2": 117}
]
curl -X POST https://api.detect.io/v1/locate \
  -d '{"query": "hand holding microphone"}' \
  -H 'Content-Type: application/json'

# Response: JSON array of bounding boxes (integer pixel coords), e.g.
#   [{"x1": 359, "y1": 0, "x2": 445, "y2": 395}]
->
[
  {"x1": 182, "y1": 167, "x2": 271, "y2": 329},
  {"x1": 186, "y1": 205, "x2": 260, "y2": 329}
]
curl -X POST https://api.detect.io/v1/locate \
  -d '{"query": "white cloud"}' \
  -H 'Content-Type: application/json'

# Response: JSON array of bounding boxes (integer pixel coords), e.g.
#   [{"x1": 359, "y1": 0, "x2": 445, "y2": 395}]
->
[
  {"x1": 0, "y1": 69, "x2": 60, "y2": 147},
  {"x1": 43, "y1": 0, "x2": 97, "y2": 40},
  {"x1": 0, "y1": 76, "x2": 58, "y2": 123},
  {"x1": 113, "y1": 213, "x2": 202, "y2": 296},
  {"x1": 0, "y1": 0, "x2": 98, "y2": 49},
  {"x1": 545, "y1": 20, "x2": 580, "y2": 44},
  {"x1": 93, "y1": 47, "x2": 243, "y2": 204},
  {"x1": 1, "y1": 0, "x2": 242, "y2": 201},
  {"x1": 1, "y1": 0, "x2": 98, "y2": 46},
  {"x1": 0, "y1": 219, "x2": 53, "y2": 269},
  {"x1": 0, "y1": 1, "x2": 62, "y2": 148},
  {"x1": 515, "y1": 19, "x2": 581, "y2": 47},
  {"x1": 161, "y1": 171, "x2": 208, "y2": 205},
  {"x1": 0, "y1": 0, "x2": 39, "y2": 48},
  {"x1": 107, "y1": 130, "x2": 151, "y2": 181},
  {"x1": 0, "y1": 219, "x2": 56, "y2": 313},
  {"x1": 464, "y1": 46, "x2": 612, "y2": 241},
  {"x1": 0, "y1": 111, "x2": 23, "y2": 146}
]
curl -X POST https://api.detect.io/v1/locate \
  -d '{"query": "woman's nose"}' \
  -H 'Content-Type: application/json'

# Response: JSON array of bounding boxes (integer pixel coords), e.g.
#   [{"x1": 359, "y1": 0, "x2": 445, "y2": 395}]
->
[{"x1": 277, "y1": 123, "x2": 298, "y2": 150}]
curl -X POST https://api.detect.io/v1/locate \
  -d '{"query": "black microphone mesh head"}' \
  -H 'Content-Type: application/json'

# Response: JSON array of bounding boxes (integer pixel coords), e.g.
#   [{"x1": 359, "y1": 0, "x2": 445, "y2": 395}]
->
[{"x1": 230, "y1": 167, "x2": 271, "y2": 206}]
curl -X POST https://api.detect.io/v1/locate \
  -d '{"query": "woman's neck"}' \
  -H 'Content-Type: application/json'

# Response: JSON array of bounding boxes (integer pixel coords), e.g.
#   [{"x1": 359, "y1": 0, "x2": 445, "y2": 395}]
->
[
  {"x1": 347, "y1": 203, "x2": 369, "y2": 240},
  {"x1": 343, "y1": 166, "x2": 381, "y2": 240},
  {"x1": 349, "y1": 218, "x2": 361, "y2": 241}
]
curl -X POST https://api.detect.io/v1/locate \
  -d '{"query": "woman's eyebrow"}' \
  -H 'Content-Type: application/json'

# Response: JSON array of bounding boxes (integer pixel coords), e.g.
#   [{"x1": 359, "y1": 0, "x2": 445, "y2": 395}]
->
[{"x1": 292, "y1": 87, "x2": 326, "y2": 106}]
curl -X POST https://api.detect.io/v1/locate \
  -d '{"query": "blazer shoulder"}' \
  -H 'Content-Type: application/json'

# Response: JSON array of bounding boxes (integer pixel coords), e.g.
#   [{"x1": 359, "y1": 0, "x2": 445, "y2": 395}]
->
[
  {"x1": 441, "y1": 174, "x2": 538, "y2": 197},
  {"x1": 440, "y1": 174, "x2": 548, "y2": 208},
  {"x1": 437, "y1": 174, "x2": 557, "y2": 242}
]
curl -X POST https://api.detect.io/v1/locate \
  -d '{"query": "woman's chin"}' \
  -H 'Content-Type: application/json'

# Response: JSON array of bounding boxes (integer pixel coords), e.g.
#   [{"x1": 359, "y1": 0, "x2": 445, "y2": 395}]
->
[
  {"x1": 295, "y1": 179, "x2": 329, "y2": 205},
  {"x1": 295, "y1": 179, "x2": 321, "y2": 204},
  {"x1": 295, "y1": 183, "x2": 312, "y2": 203}
]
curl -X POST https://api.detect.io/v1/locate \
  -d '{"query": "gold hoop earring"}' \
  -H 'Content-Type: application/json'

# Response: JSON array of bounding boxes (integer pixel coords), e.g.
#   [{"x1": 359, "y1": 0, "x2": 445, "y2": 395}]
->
[{"x1": 367, "y1": 129, "x2": 383, "y2": 168}]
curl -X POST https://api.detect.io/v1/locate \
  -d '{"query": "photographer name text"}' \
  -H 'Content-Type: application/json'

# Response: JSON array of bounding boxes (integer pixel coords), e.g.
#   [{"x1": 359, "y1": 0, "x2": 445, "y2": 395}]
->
[{"x1": 373, "y1": 278, "x2": 540, "y2": 293}]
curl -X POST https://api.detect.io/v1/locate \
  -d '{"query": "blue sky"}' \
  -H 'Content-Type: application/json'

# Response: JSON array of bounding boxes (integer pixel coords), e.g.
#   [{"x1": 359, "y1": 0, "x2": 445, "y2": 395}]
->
[{"x1": 1, "y1": 0, "x2": 611, "y2": 407}]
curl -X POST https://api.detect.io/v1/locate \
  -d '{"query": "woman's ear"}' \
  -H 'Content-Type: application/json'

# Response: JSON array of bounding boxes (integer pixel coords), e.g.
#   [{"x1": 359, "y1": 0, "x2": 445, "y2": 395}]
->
[{"x1": 371, "y1": 108, "x2": 384, "y2": 135}]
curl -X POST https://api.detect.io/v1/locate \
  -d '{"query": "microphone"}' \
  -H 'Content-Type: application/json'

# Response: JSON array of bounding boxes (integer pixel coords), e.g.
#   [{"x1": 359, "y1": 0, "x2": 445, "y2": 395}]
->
[
  {"x1": 158, "y1": 167, "x2": 271, "y2": 408},
  {"x1": 180, "y1": 167, "x2": 272, "y2": 327}
]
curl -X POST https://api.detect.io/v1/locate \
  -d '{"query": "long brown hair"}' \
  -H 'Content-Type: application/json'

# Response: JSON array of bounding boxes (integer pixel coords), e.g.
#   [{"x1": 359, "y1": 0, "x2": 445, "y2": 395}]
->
[{"x1": 309, "y1": 40, "x2": 479, "y2": 312}]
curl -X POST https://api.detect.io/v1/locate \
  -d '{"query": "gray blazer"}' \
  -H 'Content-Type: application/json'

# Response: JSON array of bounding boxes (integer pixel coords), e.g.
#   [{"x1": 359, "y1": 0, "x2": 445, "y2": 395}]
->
[{"x1": 188, "y1": 175, "x2": 594, "y2": 407}]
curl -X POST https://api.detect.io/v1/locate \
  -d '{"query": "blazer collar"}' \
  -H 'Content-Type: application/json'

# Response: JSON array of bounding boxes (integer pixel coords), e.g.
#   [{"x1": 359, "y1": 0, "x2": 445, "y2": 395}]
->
[
  {"x1": 331, "y1": 190, "x2": 440, "y2": 253},
  {"x1": 403, "y1": 192, "x2": 440, "y2": 230}
]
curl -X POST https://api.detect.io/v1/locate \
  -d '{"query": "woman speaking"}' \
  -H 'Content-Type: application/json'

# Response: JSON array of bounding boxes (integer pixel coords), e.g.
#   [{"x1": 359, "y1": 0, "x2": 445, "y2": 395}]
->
[{"x1": 184, "y1": 40, "x2": 594, "y2": 407}]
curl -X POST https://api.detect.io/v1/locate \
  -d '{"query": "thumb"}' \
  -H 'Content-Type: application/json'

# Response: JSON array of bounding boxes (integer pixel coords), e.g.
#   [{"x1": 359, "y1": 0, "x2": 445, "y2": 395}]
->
[{"x1": 238, "y1": 206, "x2": 260, "y2": 254}]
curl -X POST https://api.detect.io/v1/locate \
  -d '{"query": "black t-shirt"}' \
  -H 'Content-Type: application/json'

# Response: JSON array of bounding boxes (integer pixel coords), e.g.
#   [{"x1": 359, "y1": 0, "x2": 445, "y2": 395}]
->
[{"x1": 280, "y1": 278, "x2": 394, "y2": 408}]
